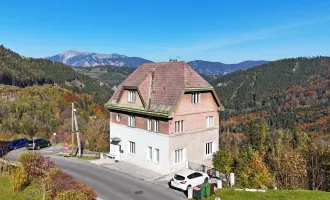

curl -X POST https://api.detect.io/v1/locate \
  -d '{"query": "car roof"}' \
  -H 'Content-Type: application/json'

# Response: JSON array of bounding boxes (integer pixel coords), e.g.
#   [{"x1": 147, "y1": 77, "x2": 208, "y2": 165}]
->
[
  {"x1": 175, "y1": 169, "x2": 199, "y2": 177},
  {"x1": 12, "y1": 138, "x2": 25, "y2": 141}
]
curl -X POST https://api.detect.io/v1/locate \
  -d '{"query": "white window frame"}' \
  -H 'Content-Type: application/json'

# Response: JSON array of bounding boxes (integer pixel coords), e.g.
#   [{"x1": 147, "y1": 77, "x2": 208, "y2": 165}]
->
[
  {"x1": 128, "y1": 116, "x2": 136, "y2": 127},
  {"x1": 191, "y1": 92, "x2": 200, "y2": 104},
  {"x1": 147, "y1": 119, "x2": 152, "y2": 131},
  {"x1": 205, "y1": 142, "x2": 214, "y2": 156},
  {"x1": 128, "y1": 90, "x2": 136, "y2": 102},
  {"x1": 116, "y1": 114, "x2": 121, "y2": 122},
  {"x1": 174, "y1": 149, "x2": 184, "y2": 164},
  {"x1": 154, "y1": 120, "x2": 159, "y2": 133},
  {"x1": 206, "y1": 116, "x2": 214, "y2": 128},
  {"x1": 154, "y1": 148, "x2": 159, "y2": 164},
  {"x1": 175, "y1": 120, "x2": 184, "y2": 133},
  {"x1": 129, "y1": 141, "x2": 135, "y2": 155},
  {"x1": 147, "y1": 146, "x2": 152, "y2": 161}
]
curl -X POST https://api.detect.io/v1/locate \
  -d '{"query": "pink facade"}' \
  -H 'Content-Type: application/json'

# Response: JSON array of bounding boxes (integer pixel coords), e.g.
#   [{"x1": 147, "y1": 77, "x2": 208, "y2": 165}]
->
[
  {"x1": 170, "y1": 92, "x2": 219, "y2": 134},
  {"x1": 112, "y1": 91, "x2": 219, "y2": 135}
]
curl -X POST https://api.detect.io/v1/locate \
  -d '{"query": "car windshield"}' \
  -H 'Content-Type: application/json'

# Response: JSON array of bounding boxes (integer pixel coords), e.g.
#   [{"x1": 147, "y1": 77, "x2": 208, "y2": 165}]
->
[{"x1": 174, "y1": 174, "x2": 185, "y2": 180}]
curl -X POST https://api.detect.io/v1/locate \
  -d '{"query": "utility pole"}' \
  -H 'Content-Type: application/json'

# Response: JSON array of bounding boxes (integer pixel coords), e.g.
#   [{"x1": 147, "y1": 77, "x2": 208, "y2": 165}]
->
[
  {"x1": 71, "y1": 103, "x2": 74, "y2": 156},
  {"x1": 73, "y1": 108, "x2": 82, "y2": 157}
]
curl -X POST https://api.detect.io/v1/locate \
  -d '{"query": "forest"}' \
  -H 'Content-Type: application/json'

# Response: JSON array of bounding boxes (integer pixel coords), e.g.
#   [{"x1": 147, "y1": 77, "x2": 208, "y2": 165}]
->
[
  {"x1": 213, "y1": 57, "x2": 330, "y2": 135},
  {"x1": 0, "y1": 45, "x2": 113, "y2": 104},
  {"x1": 0, "y1": 84, "x2": 109, "y2": 152},
  {"x1": 213, "y1": 117, "x2": 330, "y2": 191}
]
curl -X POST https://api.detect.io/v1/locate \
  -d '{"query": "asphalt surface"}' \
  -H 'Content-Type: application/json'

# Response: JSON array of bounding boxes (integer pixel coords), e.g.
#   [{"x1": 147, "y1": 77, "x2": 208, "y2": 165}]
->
[{"x1": 5, "y1": 147, "x2": 186, "y2": 200}]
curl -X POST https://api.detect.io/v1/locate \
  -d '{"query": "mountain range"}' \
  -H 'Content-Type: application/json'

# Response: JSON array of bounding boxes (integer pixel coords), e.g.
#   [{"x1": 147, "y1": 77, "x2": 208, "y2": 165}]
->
[
  {"x1": 47, "y1": 50, "x2": 269, "y2": 75},
  {"x1": 46, "y1": 50, "x2": 153, "y2": 68}
]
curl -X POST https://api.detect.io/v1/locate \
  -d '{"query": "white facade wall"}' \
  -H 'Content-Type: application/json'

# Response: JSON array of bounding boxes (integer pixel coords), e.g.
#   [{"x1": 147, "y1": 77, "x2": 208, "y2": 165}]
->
[
  {"x1": 110, "y1": 123, "x2": 219, "y2": 174},
  {"x1": 110, "y1": 123, "x2": 171, "y2": 174}
]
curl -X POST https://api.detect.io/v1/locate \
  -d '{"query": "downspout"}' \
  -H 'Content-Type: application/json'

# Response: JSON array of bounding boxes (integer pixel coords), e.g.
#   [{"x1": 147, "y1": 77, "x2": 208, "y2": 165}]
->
[{"x1": 147, "y1": 70, "x2": 154, "y2": 111}]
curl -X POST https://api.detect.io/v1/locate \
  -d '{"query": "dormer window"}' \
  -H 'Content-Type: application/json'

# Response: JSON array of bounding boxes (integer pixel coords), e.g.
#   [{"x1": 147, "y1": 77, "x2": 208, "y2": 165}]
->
[
  {"x1": 191, "y1": 92, "x2": 200, "y2": 104},
  {"x1": 128, "y1": 90, "x2": 136, "y2": 102}
]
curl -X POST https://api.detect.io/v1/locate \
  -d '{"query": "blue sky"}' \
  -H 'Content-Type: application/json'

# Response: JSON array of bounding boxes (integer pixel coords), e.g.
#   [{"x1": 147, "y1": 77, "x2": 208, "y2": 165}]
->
[{"x1": 0, "y1": 0, "x2": 329, "y2": 63}]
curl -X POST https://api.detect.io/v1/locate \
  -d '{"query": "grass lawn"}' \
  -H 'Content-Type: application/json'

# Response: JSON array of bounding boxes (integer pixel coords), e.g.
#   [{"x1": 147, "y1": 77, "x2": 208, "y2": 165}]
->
[
  {"x1": 77, "y1": 156, "x2": 97, "y2": 160},
  {"x1": 56, "y1": 154, "x2": 97, "y2": 160},
  {"x1": 0, "y1": 175, "x2": 42, "y2": 200},
  {"x1": 206, "y1": 189, "x2": 330, "y2": 200}
]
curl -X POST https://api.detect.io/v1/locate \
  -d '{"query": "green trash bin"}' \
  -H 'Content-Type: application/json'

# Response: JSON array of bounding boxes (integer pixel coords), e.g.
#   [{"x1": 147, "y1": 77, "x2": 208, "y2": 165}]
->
[
  {"x1": 205, "y1": 183, "x2": 211, "y2": 197},
  {"x1": 200, "y1": 184, "x2": 206, "y2": 198},
  {"x1": 193, "y1": 187, "x2": 202, "y2": 199}
]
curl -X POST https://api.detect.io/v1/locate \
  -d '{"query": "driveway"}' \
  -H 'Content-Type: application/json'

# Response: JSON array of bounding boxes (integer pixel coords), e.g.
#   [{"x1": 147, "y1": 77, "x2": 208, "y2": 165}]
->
[{"x1": 4, "y1": 147, "x2": 186, "y2": 200}]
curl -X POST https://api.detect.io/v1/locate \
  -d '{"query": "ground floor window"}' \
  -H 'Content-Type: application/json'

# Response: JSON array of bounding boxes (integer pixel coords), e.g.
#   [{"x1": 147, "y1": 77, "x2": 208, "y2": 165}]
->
[
  {"x1": 154, "y1": 148, "x2": 159, "y2": 163},
  {"x1": 175, "y1": 149, "x2": 184, "y2": 164},
  {"x1": 147, "y1": 146, "x2": 152, "y2": 161},
  {"x1": 129, "y1": 141, "x2": 135, "y2": 155},
  {"x1": 205, "y1": 142, "x2": 214, "y2": 156}
]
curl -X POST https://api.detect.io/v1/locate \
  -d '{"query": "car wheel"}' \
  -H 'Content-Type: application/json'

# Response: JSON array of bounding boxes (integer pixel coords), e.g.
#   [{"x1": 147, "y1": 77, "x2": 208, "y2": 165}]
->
[
  {"x1": 37, "y1": 146, "x2": 41, "y2": 150},
  {"x1": 47, "y1": 143, "x2": 50, "y2": 147},
  {"x1": 13, "y1": 146, "x2": 17, "y2": 150},
  {"x1": 204, "y1": 177, "x2": 209, "y2": 184}
]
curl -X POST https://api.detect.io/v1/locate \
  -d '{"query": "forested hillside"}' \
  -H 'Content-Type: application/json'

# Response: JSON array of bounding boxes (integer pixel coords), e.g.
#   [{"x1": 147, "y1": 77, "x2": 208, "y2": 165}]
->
[
  {"x1": 0, "y1": 45, "x2": 113, "y2": 104},
  {"x1": 0, "y1": 85, "x2": 109, "y2": 151},
  {"x1": 212, "y1": 57, "x2": 330, "y2": 134},
  {"x1": 73, "y1": 65, "x2": 134, "y2": 89}
]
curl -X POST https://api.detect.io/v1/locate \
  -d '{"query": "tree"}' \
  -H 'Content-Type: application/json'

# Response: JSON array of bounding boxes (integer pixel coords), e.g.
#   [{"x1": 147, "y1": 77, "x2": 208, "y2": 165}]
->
[{"x1": 213, "y1": 150, "x2": 233, "y2": 185}]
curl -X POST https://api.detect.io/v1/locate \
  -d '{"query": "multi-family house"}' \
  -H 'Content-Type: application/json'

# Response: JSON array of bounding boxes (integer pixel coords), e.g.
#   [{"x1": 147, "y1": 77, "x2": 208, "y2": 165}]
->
[{"x1": 105, "y1": 61, "x2": 222, "y2": 174}]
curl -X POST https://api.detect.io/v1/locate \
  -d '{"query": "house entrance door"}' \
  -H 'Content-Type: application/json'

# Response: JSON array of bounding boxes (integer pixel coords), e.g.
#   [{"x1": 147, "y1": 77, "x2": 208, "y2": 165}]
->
[{"x1": 110, "y1": 137, "x2": 121, "y2": 160}]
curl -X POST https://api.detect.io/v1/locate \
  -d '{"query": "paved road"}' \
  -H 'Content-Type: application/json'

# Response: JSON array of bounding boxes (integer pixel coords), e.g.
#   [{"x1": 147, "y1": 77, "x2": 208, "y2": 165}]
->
[{"x1": 5, "y1": 147, "x2": 186, "y2": 200}]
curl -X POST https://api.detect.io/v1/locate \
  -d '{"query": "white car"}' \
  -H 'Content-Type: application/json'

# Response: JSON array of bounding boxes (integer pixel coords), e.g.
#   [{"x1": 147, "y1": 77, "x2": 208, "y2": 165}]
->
[{"x1": 170, "y1": 169, "x2": 209, "y2": 191}]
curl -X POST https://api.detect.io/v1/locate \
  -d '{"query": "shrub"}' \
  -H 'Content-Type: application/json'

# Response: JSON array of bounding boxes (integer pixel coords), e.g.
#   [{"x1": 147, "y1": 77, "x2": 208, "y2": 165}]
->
[
  {"x1": 236, "y1": 150, "x2": 273, "y2": 188},
  {"x1": 54, "y1": 190, "x2": 88, "y2": 200},
  {"x1": 18, "y1": 151, "x2": 54, "y2": 178},
  {"x1": 0, "y1": 159, "x2": 14, "y2": 175},
  {"x1": 74, "y1": 182, "x2": 97, "y2": 200},
  {"x1": 46, "y1": 168, "x2": 97, "y2": 200},
  {"x1": 9, "y1": 166, "x2": 29, "y2": 192},
  {"x1": 46, "y1": 168, "x2": 77, "y2": 199}
]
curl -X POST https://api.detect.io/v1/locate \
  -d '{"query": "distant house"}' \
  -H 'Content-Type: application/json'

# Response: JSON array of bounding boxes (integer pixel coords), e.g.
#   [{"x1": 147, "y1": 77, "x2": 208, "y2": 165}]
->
[{"x1": 105, "y1": 61, "x2": 222, "y2": 174}]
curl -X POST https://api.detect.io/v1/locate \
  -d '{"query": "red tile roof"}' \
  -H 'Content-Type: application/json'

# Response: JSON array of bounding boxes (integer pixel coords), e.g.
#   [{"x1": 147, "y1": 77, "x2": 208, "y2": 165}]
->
[{"x1": 107, "y1": 62, "x2": 214, "y2": 114}]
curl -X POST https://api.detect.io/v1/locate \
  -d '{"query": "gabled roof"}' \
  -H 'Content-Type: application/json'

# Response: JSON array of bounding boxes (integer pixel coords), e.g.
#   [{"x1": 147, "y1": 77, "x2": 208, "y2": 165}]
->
[{"x1": 105, "y1": 62, "x2": 221, "y2": 117}]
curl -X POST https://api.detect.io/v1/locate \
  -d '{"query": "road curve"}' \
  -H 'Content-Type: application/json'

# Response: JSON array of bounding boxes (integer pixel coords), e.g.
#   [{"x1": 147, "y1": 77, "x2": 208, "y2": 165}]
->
[{"x1": 5, "y1": 148, "x2": 185, "y2": 200}]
